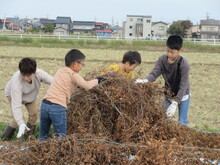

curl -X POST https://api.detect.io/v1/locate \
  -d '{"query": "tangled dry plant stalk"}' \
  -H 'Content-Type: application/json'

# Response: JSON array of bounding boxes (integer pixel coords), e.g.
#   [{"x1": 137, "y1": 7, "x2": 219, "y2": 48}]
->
[{"x1": 0, "y1": 75, "x2": 219, "y2": 164}]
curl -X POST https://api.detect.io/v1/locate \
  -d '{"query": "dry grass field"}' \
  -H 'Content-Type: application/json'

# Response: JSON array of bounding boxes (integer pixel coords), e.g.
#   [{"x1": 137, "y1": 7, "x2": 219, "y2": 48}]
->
[{"x1": 0, "y1": 46, "x2": 219, "y2": 131}]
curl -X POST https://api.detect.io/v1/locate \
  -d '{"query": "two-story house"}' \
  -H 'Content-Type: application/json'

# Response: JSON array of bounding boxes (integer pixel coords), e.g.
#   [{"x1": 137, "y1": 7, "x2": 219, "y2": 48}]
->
[
  {"x1": 123, "y1": 15, "x2": 152, "y2": 39},
  {"x1": 72, "y1": 21, "x2": 95, "y2": 34},
  {"x1": 94, "y1": 22, "x2": 112, "y2": 36},
  {"x1": 54, "y1": 16, "x2": 72, "y2": 35},
  {"x1": 151, "y1": 21, "x2": 168, "y2": 39},
  {"x1": 40, "y1": 18, "x2": 56, "y2": 29},
  {"x1": 200, "y1": 19, "x2": 220, "y2": 39}
]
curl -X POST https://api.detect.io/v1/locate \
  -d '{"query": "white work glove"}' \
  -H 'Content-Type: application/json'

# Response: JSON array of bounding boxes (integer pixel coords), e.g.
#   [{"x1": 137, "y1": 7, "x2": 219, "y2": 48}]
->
[
  {"x1": 16, "y1": 123, "x2": 30, "y2": 138},
  {"x1": 166, "y1": 101, "x2": 178, "y2": 117},
  {"x1": 135, "y1": 79, "x2": 149, "y2": 84}
]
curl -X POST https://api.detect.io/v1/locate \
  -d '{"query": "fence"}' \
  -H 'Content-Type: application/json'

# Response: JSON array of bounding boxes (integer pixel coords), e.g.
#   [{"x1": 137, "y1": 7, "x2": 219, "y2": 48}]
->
[{"x1": 1, "y1": 31, "x2": 220, "y2": 46}]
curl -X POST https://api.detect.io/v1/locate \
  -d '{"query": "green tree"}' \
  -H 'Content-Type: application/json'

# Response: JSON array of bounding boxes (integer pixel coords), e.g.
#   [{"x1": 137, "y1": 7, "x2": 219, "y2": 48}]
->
[
  {"x1": 45, "y1": 24, "x2": 54, "y2": 33},
  {"x1": 181, "y1": 20, "x2": 192, "y2": 30},
  {"x1": 31, "y1": 27, "x2": 40, "y2": 33},
  {"x1": 168, "y1": 22, "x2": 185, "y2": 37},
  {"x1": 168, "y1": 21, "x2": 192, "y2": 38}
]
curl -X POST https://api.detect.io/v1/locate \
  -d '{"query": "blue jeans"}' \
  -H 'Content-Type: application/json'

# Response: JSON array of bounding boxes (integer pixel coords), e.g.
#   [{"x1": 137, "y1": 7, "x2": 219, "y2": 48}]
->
[
  {"x1": 39, "y1": 100, "x2": 67, "y2": 140},
  {"x1": 162, "y1": 96, "x2": 190, "y2": 126}
]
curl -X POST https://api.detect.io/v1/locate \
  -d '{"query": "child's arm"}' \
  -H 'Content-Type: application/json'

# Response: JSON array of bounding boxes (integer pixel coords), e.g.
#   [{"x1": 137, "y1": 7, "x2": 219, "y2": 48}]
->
[
  {"x1": 38, "y1": 69, "x2": 53, "y2": 84},
  {"x1": 175, "y1": 61, "x2": 190, "y2": 103},
  {"x1": 10, "y1": 82, "x2": 25, "y2": 126},
  {"x1": 146, "y1": 57, "x2": 163, "y2": 82},
  {"x1": 72, "y1": 73, "x2": 98, "y2": 91}
]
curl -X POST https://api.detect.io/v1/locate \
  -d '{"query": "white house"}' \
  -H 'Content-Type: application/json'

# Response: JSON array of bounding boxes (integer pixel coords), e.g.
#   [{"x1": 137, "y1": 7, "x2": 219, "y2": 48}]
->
[
  {"x1": 53, "y1": 16, "x2": 72, "y2": 35},
  {"x1": 123, "y1": 15, "x2": 152, "y2": 39},
  {"x1": 200, "y1": 19, "x2": 220, "y2": 39},
  {"x1": 72, "y1": 21, "x2": 95, "y2": 34},
  {"x1": 151, "y1": 21, "x2": 168, "y2": 39}
]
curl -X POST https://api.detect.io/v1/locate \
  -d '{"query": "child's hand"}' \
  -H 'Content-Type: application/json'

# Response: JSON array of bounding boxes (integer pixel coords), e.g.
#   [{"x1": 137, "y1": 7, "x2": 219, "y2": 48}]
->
[
  {"x1": 166, "y1": 101, "x2": 178, "y2": 117},
  {"x1": 17, "y1": 123, "x2": 30, "y2": 138},
  {"x1": 98, "y1": 77, "x2": 107, "y2": 84},
  {"x1": 135, "y1": 79, "x2": 149, "y2": 84}
]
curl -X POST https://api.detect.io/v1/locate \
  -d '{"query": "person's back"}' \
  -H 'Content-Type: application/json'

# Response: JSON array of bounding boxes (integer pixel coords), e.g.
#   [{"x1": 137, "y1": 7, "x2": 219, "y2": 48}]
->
[{"x1": 101, "y1": 51, "x2": 141, "y2": 79}]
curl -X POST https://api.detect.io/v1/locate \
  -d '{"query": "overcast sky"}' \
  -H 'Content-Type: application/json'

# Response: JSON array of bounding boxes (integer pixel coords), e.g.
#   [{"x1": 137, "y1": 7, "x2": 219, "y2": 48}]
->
[{"x1": 1, "y1": 0, "x2": 220, "y2": 26}]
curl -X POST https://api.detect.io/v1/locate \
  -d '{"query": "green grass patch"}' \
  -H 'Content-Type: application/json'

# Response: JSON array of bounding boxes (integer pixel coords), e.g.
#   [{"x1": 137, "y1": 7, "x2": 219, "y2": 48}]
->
[
  {"x1": 0, "y1": 122, "x2": 55, "y2": 141},
  {"x1": 1, "y1": 36, "x2": 220, "y2": 52}
]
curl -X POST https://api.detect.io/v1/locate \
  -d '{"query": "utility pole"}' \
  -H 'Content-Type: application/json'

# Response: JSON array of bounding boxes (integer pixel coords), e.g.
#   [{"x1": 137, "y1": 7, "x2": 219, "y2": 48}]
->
[
  {"x1": 3, "y1": 13, "x2": 6, "y2": 30},
  {"x1": 112, "y1": 16, "x2": 114, "y2": 26},
  {"x1": 206, "y1": 12, "x2": 209, "y2": 20}
]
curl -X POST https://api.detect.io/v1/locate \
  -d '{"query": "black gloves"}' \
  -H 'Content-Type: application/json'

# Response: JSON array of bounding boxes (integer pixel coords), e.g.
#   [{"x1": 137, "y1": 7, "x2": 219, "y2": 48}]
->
[{"x1": 97, "y1": 77, "x2": 107, "y2": 84}]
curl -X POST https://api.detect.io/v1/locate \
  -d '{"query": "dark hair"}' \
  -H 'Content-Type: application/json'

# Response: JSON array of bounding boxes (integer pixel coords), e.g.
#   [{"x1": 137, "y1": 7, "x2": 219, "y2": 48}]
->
[
  {"x1": 121, "y1": 51, "x2": 141, "y2": 65},
  {"x1": 166, "y1": 35, "x2": 183, "y2": 50},
  {"x1": 19, "y1": 58, "x2": 37, "y2": 75},
  {"x1": 65, "y1": 49, "x2": 86, "y2": 66}
]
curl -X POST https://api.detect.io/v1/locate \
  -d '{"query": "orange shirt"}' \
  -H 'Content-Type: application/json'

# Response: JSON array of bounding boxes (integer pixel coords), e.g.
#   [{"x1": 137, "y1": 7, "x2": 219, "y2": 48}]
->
[{"x1": 44, "y1": 67, "x2": 98, "y2": 108}]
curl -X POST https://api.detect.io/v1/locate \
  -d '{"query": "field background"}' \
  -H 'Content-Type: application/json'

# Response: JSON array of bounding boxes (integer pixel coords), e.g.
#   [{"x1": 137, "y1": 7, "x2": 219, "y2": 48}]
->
[{"x1": 0, "y1": 45, "x2": 219, "y2": 131}]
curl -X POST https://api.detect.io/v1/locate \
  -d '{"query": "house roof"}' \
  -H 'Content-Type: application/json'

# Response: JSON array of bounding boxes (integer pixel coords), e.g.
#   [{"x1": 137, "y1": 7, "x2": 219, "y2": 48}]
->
[
  {"x1": 152, "y1": 21, "x2": 168, "y2": 25},
  {"x1": 127, "y1": 15, "x2": 152, "y2": 18},
  {"x1": 55, "y1": 17, "x2": 72, "y2": 24},
  {"x1": 96, "y1": 29, "x2": 112, "y2": 33},
  {"x1": 200, "y1": 19, "x2": 220, "y2": 26},
  {"x1": 0, "y1": 19, "x2": 12, "y2": 23},
  {"x1": 40, "y1": 19, "x2": 55, "y2": 24},
  {"x1": 96, "y1": 22, "x2": 104, "y2": 26},
  {"x1": 73, "y1": 21, "x2": 95, "y2": 25}
]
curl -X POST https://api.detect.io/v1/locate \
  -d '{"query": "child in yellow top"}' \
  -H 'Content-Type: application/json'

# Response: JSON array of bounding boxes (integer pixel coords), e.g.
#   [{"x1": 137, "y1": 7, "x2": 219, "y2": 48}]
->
[{"x1": 101, "y1": 51, "x2": 141, "y2": 79}]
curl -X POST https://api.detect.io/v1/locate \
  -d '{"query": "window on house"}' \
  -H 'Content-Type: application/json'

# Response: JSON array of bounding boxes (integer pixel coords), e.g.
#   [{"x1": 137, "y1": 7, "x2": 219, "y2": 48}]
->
[
  {"x1": 146, "y1": 20, "x2": 151, "y2": 23},
  {"x1": 205, "y1": 27, "x2": 216, "y2": 31},
  {"x1": 159, "y1": 26, "x2": 165, "y2": 31},
  {"x1": 129, "y1": 33, "x2": 132, "y2": 36},
  {"x1": 137, "y1": 18, "x2": 143, "y2": 23},
  {"x1": 129, "y1": 18, "x2": 133, "y2": 22},
  {"x1": 137, "y1": 26, "x2": 143, "y2": 32},
  {"x1": 129, "y1": 26, "x2": 132, "y2": 29}
]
